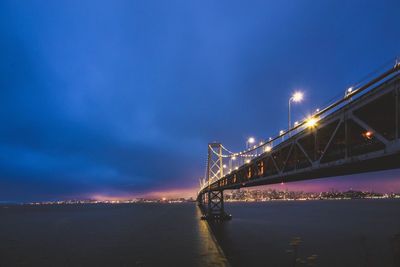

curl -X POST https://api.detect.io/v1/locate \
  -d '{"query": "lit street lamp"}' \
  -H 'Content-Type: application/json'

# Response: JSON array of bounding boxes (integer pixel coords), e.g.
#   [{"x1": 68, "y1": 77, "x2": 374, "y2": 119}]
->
[
  {"x1": 289, "y1": 91, "x2": 303, "y2": 136},
  {"x1": 280, "y1": 130, "x2": 285, "y2": 141},
  {"x1": 246, "y1": 137, "x2": 255, "y2": 149}
]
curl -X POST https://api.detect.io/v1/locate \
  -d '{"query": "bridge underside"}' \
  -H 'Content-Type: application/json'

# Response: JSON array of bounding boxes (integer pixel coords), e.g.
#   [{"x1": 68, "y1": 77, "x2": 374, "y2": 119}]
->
[{"x1": 199, "y1": 71, "x2": 400, "y2": 198}]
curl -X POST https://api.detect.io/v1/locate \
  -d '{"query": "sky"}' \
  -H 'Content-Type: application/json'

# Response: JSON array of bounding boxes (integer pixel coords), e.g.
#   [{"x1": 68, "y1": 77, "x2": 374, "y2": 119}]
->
[{"x1": 1, "y1": 0, "x2": 400, "y2": 202}]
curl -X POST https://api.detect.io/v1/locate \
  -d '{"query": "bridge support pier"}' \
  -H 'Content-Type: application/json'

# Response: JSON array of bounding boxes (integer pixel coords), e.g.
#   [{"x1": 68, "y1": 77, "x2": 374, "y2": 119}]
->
[
  {"x1": 200, "y1": 190, "x2": 231, "y2": 221},
  {"x1": 198, "y1": 142, "x2": 231, "y2": 220}
]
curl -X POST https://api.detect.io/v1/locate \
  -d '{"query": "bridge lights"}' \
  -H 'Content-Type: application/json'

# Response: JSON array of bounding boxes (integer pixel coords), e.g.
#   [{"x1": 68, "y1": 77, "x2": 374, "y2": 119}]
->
[
  {"x1": 363, "y1": 131, "x2": 374, "y2": 140},
  {"x1": 347, "y1": 87, "x2": 353, "y2": 93},
  {"x1": 289, "y1": 91, "x2": 304, "y2": 136},
  {"x1": 245, "y1": 159, "x2": 250, "y2": 164},
  {"x1": 280, "y1": 130, "x2": 285, "y2": 141},
  {"x1": 264, "y1": 146, "x2": 272, "y2": 152},
  {"x1": 305, "y1": 117, "x2": 318, "y2": 128},
  {"x1": 292, "y1": 92, "x2": 304, "y2": 102},
  {"x1": 246, "y1": 137, "x2": 255, "y2": 149},
  {"x1": 268, "y1": 137, "x2": 273, "y2": 146}
]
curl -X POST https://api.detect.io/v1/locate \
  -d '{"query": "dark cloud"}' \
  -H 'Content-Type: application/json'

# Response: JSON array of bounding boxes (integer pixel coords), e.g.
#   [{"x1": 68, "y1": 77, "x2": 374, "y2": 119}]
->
[{"x1": 1, "y1": 0, "x2": 400, "y2": 201}]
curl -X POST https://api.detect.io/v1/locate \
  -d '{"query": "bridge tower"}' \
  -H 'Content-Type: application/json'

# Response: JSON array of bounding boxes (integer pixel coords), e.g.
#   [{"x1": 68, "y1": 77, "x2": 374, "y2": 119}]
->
[{"x1": 201, "y1": 143, "x2": 231, "y2": 220}]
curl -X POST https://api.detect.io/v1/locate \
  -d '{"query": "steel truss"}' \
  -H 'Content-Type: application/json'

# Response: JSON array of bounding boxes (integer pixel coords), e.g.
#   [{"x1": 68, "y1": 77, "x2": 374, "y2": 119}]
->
[{"x1": 201, "y1": 70, "x2": 400, "y2": 193}]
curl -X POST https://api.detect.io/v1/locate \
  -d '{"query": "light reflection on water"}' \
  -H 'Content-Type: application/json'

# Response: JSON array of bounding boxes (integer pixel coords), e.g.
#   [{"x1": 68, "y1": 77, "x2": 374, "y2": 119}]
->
[
  {"x1": 0, "y1": 201, "x2": 399, "y2": 266},
  {"x1": 207, "y1": 199, "x2": 400, "y2": 267},
  {"x1": 196, "y1": 207, "x2": 230, "y2": 267}
]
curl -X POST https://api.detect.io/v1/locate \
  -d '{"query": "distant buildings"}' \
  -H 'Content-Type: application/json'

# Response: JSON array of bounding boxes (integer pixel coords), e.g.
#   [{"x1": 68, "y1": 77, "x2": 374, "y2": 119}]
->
[
  {"x1": 224, "y1": 189, "x2": 400, "y2": 202},
  {"x1": 27, "y1": 197, "x2": 196, "y2": 205},
  {"x1": 21, "y1": 191, "x2": 400, "y2": 206}
]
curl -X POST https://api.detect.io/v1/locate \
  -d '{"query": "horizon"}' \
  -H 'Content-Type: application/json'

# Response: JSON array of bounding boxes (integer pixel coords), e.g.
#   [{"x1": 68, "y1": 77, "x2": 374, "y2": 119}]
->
[{"x1": 2, "y1": 170, "x2": 400, "y2": 203}]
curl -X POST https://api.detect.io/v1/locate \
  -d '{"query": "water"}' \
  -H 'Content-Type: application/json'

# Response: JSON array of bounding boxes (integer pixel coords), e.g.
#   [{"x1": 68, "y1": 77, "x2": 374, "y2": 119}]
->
[
  {"x1": 0, "y1": 200, "x2": 399, "y2": 267},
  {"x1": 211, "y1": 199, "x2": 400, "y2": 267}
]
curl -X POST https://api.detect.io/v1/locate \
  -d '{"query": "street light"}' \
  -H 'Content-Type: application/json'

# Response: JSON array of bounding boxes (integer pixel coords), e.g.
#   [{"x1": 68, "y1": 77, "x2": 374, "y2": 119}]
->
[
  {"x1": 280, "y1": 130, "x2": 285, "y2": 141},
  {"x1": 246, "y1": 137, "x2": 255, "y2": 149},
  {"x1": 289, "y1": 91, "x2": 304, "y2": 136}
]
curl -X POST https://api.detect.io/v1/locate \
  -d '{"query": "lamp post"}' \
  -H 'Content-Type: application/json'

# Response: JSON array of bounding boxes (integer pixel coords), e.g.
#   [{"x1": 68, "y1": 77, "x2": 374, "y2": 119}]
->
[{"x1": 288, "y1": 92, "x2": 303, "y2": 136}]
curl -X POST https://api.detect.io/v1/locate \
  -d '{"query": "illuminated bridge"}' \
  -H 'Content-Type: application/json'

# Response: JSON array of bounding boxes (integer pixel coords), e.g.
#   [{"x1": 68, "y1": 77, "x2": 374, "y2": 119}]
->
[{"x1": 197, "y1": 59, "x2": 400, "y2": 220}]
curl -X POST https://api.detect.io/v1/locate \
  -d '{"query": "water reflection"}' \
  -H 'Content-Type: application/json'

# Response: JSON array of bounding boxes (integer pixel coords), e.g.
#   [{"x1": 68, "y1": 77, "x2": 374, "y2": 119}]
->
[
  {"x1": 195, "y1": 207, "x2": 230, "y2": 267},
  {"x1": 202, "y1": 200, "x2": 400, "y2": 267}
]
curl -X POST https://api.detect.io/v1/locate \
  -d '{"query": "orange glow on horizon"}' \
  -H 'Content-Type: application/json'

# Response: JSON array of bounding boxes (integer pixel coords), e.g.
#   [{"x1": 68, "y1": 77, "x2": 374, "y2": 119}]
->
[{"x1": 90, "y1": 187, "x2": 197, "y2": 201}]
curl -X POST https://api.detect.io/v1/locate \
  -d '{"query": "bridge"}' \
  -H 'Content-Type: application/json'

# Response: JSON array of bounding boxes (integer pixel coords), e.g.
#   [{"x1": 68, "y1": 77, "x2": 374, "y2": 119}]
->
[{"x1": 197, "y1": 59, "x2": 400, "y2": 220}]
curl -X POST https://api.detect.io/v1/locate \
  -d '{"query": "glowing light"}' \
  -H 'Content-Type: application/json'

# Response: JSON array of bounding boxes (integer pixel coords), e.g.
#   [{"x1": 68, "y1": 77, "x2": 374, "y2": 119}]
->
[
  {"x1": 264, "y1": 146, "x2": 272, "y2": 152},
  {"x1": 231, "y1": 156, "x2": 236, "y2": 160},
  {"x1": 347, "y1": 87, "x2": 353, "y2": 93},
  {"x1": 223, "y1": 164, "x2": 227, "y2": 169},
  {"x1": 294, "y1": 121, "x2": 299, "y2": 126},
  {"x1": 235, "y1": 167, "x2": 239, "y2": 170},
  {"x1": 248, "y1": 137, "x2": 255, "y2": 144},
  {"x1": 291, "y1": 91, "x2": 304, "y2": 102},
  {"x1": 279, "y1": 130, "x2": 285, "y2": 135},
  {"x1": 245, "y1": 159, "x2": 250, "y2": 164},
  {"x1": 363, "y1": 131, "x2": 373, "y2": 140},
  {"x1": 305, "y1": 117, "x2": 318, "y2": 128}
]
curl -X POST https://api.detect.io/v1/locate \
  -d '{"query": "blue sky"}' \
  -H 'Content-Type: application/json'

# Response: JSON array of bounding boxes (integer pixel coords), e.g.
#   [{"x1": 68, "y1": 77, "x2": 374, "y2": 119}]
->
[{"x1": 1, "y1": 0, "x2": 400, "y2": 201}]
